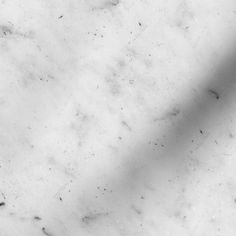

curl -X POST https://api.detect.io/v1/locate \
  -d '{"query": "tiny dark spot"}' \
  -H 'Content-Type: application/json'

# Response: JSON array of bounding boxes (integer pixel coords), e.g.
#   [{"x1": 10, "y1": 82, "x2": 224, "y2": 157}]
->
[
  {"x1": 0, "y1": 25, "x2": 13, "y2": 37},
  {"x1": 208, "y1": 89, "x2": 220, "y2": 100},
  {"x1": 81, "y1": 212, "x2": 109, "y2": 224},
  {"x1": 138, "y1": 22, "x2": 142, "y2": 26},
  {"x1": 154, "y1": 108, "x2": 180, "y2": 122},
  {"x1": 0, "y1": 202, "x2": 5, "y2": 206},
  {"x1": 59, "y1": 197, "x2": 63, "y2": 201},
  {"x1": 131, "y1": 205, "x2": 142, "y2": 215},
  {"x1": 140, "y1": 195, "x2": 144, "y2": 200},
  {"x1": 58, "y1": 15, "x2": 63, "y2": 19},
  {"x1": 34, "y1": 216, "x2": 41, "y2": 220},
  {"x1": 82, "y1": 215, "x2": 96, "y2": 224},
  {"x1": 42, "y1": 227, "x2": 53, "y2": 236},
  {"x1": 200, "y1": 129, "x2": 203, "y2": 134},
  {"x1": 121, "y1": 121, "x2": 132, "y2": 131},
  {"x1": 109, "y1": 0, "x2": 120, "y2": 6}
]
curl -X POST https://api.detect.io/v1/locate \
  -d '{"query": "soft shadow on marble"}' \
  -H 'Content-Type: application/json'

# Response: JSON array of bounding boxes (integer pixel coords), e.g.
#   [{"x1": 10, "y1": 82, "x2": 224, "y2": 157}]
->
[{"x1": 0, "y1": 0, "x2": 236, "y2": 236}]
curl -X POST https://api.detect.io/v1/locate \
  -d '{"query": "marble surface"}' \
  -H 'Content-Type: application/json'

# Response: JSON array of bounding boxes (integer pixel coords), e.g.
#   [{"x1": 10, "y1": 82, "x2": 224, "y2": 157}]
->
[{"x1": 1, "y1": 0, "x2": 236, "y2": 235}]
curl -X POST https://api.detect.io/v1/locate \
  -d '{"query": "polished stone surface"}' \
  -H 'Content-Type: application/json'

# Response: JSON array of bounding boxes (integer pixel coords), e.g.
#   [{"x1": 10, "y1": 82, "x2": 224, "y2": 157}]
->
[{"x1": 1, "y1": 0, "x2": 236, "y2": 235}]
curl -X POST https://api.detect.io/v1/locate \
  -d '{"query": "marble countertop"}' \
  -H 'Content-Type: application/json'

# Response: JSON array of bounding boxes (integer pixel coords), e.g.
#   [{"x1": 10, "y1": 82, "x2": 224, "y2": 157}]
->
[{"x1": 1, "y1": 0, "x2": 236, "y2": 235}]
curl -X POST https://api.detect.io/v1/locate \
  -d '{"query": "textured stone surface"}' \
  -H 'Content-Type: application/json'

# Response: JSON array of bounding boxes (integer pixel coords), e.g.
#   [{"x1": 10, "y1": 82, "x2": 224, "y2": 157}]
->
[{"x1": 0, "y1": 0, "x2": 236, "y2": 235}]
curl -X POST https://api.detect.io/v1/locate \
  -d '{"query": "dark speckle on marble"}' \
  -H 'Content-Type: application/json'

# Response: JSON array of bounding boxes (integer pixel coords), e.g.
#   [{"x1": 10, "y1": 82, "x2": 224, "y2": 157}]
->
[
  {"x1": 0, "y1": 202, "x2": 5, "y2": 206},
  {"x1": 208, "y1": 89, "x2": 220, "y2": 100},
  {"x1": 0, "y1": 25, "x2": 13, "y2": 37},
  {"x1": 89, "y1": 0, "x2": 120, "y2": 10},
  {"x1": 109, "y1": 0, "x2": 120, "y2": 6},
  {"x1": 0, "y1": 24, "x2": 33, "y2": 39},
  {"x1": 154, "y1": 108, "x2": 181, "y2": 121},
  {"x1": 81, "y1": 212, "x2": 109, "y2": 225},
  {"x1": 121, "y1": 121, "x2": 132, "y2": 131},
  {"x1": 81, "y1": 214, "x2": 97, "y2": 224},
  {"x1": 42, "y1": 227, "x2": 53, "y2": 236},
  {"x1": 131, "y1": 205, "x2": 142, "y2": 215}
]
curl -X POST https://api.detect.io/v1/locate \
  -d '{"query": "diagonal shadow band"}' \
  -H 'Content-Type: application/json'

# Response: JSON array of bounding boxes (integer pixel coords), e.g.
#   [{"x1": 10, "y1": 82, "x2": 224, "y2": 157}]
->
[{"x1": 78, "y1": 47, "x2": 236, "y2": 226}]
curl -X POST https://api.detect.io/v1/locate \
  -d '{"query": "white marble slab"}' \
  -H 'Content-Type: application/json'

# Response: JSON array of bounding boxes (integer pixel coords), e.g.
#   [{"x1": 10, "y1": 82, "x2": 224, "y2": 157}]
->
[{"x1": 0, "y1": 0, "x2": 236, "y2": 235}]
